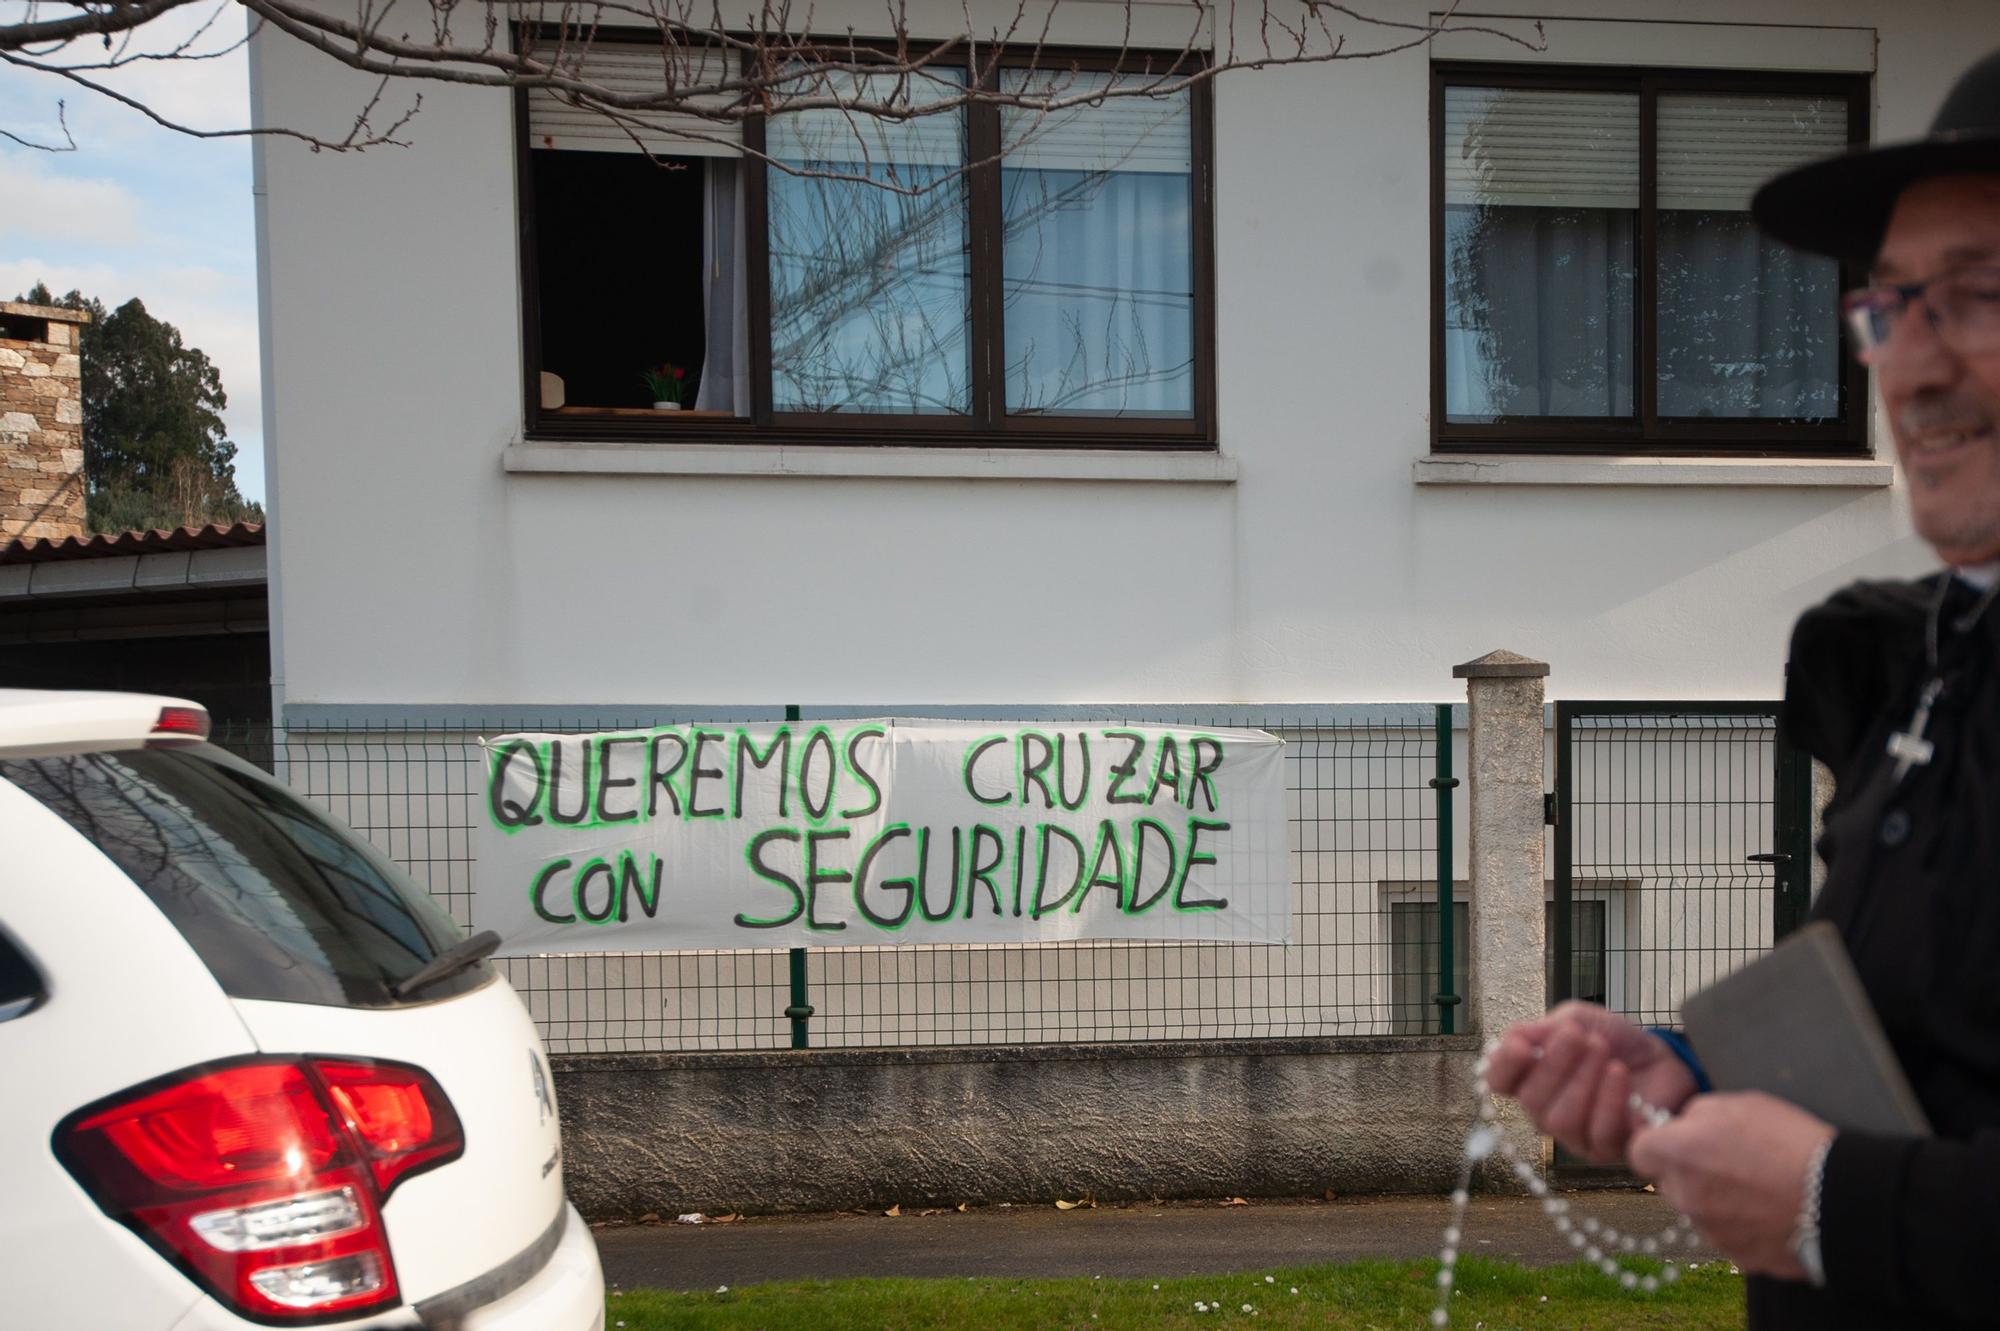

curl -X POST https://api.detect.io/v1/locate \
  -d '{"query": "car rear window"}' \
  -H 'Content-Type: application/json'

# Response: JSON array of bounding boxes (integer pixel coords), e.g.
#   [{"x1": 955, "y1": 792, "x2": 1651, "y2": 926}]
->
[{"x1": 0, "y1": 744, "x2": 490, "y2": 1008}]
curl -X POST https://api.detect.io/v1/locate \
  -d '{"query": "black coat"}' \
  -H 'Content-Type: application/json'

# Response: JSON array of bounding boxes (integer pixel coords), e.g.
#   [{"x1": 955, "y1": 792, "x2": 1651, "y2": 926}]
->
[{"x1": 1754, "y1": 573, "x2": 2000, "y2": 1329}]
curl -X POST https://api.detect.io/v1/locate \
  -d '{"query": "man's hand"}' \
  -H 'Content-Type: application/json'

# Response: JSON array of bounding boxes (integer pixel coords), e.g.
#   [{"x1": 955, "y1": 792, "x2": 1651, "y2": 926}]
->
[
  {"x1": 1484, "y1": 1002, "x2": 1699, "y2": 1164},
  {"x1": 1628, "y1": 1092, "x2": 1835, "y2": 1279}
]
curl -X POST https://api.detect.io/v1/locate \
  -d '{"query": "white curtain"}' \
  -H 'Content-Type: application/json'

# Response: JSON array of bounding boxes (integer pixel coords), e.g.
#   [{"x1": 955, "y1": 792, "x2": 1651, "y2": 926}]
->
[
  {"x1": 1443, "y1": 86, "x2": 1638, "y2": 422},
  {"x1": 1654, "y1": 93, "x2": 1847, "y2": 421},
  {"x1": 1001, "y1": 170, "x2": 1192, "y2": 416},
  {"x1": 1656, "y1": 212, "x2": 1841, "y2": 420},
  {"x1": 764, "y1": 71, "x2": 972, "y2": 415},
  {"x1": 1000, "y1": 73, "x2": 1194, "y2": 417},
  {"x1": 694, "y1": 160, "x2": 751, "y2": 415},
  {"x1": 1444, "y1": 204, "x2": 1637, "y2": 421}
]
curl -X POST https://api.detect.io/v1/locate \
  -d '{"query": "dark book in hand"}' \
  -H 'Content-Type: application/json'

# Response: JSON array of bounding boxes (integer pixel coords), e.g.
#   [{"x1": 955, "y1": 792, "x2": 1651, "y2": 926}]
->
[{"x1": 1680, "y1": 921, "x2": 1930, "y2": 1136}]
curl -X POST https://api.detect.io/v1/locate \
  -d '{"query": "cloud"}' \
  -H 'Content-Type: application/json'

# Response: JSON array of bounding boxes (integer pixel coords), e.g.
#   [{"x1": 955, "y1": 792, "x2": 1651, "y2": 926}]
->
[
  {"x1": 81, "y1": 29, "x2": 252, "y2": 138},
  {"x1": 0, "y1": 6, "x2": 252, "y2": 145},
  {"x1": 0, "y1": 157, "x2": 146, "y2": 249}
]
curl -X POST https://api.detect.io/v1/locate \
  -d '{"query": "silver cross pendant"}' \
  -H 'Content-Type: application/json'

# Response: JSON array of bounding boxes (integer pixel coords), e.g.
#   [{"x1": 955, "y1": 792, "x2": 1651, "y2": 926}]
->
[{"x1": 1888, "y1": 678, "x2": 1944, "y2": 782}]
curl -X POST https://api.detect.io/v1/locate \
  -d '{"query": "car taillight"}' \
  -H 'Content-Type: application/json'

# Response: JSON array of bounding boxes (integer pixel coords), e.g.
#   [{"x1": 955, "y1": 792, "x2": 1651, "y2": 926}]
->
[
  {"x1": 55, "y1": 1057, "x2": 464, "y2": 1323},
  {"x1": 146, "y1": 705, "x2": 211, "y2": 747},
  {"x1": 317, "y1": 1059, "x2": 464, "y2": 1195}
]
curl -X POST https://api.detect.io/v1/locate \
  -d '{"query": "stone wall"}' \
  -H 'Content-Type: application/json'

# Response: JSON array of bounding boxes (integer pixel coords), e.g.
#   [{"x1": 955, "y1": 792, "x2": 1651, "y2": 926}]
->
[
  {"x1": 0, "y1": 302, "x2": 89, "y2": 543},
  {"x1": 551, "y1": 1036, "x2": 1488, "y2": 1220}
]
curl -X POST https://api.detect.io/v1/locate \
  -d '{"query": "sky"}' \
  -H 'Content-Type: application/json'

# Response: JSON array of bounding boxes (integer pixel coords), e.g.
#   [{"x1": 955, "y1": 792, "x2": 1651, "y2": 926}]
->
[{"x1": 0, "y1": 5, "x2": 265, "y2": 503}]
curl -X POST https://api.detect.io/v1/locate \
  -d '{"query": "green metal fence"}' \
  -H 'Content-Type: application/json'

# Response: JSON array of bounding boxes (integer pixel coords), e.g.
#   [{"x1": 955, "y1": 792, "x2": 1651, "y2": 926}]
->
[
  {"x1": 215, "y1": 706, "x2": 1460, "y2": 1053},
  {"x1": 1550, "y1": 702, "x2": 1814, "y2": 1029}
]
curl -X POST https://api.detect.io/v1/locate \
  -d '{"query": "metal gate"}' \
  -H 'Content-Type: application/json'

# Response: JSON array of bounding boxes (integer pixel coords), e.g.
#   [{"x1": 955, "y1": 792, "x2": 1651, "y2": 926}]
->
[{"x1": 1549, "y1": 702, "x2": 1813, "y2": 1029}]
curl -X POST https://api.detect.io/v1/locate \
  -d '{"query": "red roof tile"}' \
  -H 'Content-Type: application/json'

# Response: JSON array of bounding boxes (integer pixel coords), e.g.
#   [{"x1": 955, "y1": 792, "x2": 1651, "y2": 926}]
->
[{"x1": 0, "y1": 521, "x2": 265, "y2": 565}]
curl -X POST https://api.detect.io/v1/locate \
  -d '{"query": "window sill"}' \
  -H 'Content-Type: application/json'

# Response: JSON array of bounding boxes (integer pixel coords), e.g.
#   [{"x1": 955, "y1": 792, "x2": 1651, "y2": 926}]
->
[
  {"x1": 504, "y1": 441, "x2": 1239, "y2": 484},
  {"x1": 1413, "y1": 454, "x2": 1893, "y2": 488}
]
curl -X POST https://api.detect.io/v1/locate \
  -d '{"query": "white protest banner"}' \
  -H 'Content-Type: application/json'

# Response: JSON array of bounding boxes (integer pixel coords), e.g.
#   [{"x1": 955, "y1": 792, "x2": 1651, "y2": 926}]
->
[{"x1": 474, "y1": 720, "x2": 1292, "y2": 952}]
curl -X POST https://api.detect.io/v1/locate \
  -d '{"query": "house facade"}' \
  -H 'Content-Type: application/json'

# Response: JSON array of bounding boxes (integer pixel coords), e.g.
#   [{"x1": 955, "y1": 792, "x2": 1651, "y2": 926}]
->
[
  {"x1": 251, "y1": 0, "x2": 1984, "y2": 718},
  {"x1": 248, "y1": 1, "x2": 1991, "y2": 1209}
]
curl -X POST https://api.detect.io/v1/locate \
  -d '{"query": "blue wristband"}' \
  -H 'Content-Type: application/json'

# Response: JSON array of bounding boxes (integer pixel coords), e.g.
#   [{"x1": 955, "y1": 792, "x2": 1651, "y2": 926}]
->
[{"x1": 1645, "y1": 1027, "x2": 1712, "y2": 1094}]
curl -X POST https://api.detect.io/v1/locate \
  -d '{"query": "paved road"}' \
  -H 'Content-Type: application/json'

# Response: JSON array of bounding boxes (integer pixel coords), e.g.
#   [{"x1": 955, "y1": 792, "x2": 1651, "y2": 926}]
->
[{"x1": 594, "y1": 1193, "x2": 1718, "y2": 1291}]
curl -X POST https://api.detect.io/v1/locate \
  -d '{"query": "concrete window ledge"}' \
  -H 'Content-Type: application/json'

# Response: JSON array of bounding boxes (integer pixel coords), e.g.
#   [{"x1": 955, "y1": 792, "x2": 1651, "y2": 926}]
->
[
  {"x1": 506, "y1": 441, "x2": 1238, "y2": 484},
  {"x1": 1414, "y1": 454, "x2": 1894, "y2": 488}
]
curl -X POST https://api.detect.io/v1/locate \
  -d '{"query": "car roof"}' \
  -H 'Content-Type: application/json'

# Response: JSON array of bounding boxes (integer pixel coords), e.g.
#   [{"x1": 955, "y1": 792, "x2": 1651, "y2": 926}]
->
[{"x1": 0, "y1": 689, "x2": 210, "y2": 759}]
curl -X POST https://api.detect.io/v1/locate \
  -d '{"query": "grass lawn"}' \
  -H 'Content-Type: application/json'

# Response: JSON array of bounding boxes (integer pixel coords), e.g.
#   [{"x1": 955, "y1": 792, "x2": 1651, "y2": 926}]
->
[{"x1": 604, "y1": 1257, "x2": 1746, "y2": 1329}]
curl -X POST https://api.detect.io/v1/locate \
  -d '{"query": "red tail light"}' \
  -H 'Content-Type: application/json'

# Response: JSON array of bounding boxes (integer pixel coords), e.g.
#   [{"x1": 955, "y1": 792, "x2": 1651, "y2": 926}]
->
[
  {"x1": 317, "y1": 1059, "x2": 463, "y2": 1195},
  {"x1": 55, "y1": 1057, "x2": 464, "y2": 1323},
  {"x1": 146, "y1": 705, "x2": 211, "y2": 747}
]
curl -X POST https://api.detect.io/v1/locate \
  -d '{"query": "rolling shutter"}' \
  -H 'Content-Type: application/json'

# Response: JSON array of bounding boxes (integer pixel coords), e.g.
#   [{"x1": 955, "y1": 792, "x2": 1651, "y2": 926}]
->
[
  {"x1": 1444, "y1": 86, "x2": 1638, "y2": 209},
  {"x1": 765, "y1": 71, "x2": 965, "y2": 168},
  {"x1": 999, "y1": 71, "x2": 1191, "y2": 174},
  {"x1": 527, "y1": 42, "x2": 741, "y2": 157},
  {"x1": 1658, "y1": 93, "x2": 1847, "y2": 211}
]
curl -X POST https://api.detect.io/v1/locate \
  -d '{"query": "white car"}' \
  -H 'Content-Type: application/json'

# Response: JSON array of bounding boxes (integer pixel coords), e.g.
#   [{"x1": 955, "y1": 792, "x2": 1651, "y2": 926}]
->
[{"x1": 0, "y1": 690, "x2": 605, "y2": 1329}]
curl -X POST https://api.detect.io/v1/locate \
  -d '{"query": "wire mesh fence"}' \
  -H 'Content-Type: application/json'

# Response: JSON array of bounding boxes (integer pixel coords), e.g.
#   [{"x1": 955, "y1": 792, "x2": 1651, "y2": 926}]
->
[
  {"x1": 214, "y1": 710, "x2": 1452, "y2": 1053},
  {"x1": 1551, "y1": 703, "x2": 1810, "y2": 1031}
]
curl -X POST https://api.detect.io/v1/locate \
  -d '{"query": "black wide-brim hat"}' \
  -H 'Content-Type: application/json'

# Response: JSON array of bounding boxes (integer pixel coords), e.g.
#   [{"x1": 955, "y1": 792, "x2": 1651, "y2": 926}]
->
[{"x1": 1753, "y1": 48, "x2": 2000, "y2": 263}]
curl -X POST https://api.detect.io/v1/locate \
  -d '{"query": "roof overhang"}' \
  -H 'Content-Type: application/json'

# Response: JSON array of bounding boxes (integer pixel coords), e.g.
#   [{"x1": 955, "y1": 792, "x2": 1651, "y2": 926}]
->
[{"x1": 0, "y1": 543, "x2": 266, "y2": 603}]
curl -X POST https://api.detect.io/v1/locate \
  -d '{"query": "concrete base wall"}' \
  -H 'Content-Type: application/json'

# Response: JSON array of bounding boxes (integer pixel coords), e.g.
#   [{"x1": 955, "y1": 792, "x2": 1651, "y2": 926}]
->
[{"x1": 552, "y1": 1037, "x2": 1488, "y2": 1220}]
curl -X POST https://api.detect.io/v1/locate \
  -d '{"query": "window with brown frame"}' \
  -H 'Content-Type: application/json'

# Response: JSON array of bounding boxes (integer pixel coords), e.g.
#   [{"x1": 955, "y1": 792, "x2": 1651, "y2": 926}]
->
[
  {"x1": 518, "y1": 36, "x2": 1216, "y2": 448},
  {"x1": 1430, "y1": 65, "x2": 1870, "y2": 456}
]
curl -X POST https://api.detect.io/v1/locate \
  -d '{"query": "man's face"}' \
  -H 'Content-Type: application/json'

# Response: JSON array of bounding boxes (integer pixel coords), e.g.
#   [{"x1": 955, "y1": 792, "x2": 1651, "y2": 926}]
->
[{"x1": 1874, "y1": 175, "x2": 2000, "y2": 565}]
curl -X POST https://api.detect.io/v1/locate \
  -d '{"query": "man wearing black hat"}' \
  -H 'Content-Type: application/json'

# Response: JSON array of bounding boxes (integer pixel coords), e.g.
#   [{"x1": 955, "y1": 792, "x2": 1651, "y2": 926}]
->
[{"x1": 1484, "y1": 50, "x2": 2000, "y2": 1330}]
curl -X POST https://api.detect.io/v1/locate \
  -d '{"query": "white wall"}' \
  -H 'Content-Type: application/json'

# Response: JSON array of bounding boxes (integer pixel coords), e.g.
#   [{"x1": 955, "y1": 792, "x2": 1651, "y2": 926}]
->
[{"x1": 252, "y1": 0, "x2": 1990, "y2": 713}]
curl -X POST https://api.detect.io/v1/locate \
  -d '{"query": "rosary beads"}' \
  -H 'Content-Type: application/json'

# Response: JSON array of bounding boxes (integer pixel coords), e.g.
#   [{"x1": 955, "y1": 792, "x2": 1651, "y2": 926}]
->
[{"x1": 1427, "y1": 1045, "x2": 1702, "y2": 1329}]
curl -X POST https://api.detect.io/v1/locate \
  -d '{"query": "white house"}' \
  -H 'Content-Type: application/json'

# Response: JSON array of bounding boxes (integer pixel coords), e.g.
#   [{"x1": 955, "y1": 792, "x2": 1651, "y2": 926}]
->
[
  {"x1": 250, "y1": 0, "x2": 1983, "y2": 718},
  {"x1": 244, "y1": 0, "x2": 1993, "y2": 1207}
]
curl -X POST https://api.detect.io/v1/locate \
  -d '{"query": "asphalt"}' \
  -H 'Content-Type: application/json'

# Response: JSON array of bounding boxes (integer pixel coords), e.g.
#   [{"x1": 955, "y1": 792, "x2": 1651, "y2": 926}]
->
[{"x1": 592, "y1": 1192, "x2": 1720, "y2": 1291}]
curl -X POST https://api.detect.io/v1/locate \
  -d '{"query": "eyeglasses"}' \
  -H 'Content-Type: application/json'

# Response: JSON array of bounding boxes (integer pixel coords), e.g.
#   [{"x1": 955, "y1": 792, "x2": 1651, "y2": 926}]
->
[{"x1": 1843, "y1": 265, "x2": 2000, "y2": 364}]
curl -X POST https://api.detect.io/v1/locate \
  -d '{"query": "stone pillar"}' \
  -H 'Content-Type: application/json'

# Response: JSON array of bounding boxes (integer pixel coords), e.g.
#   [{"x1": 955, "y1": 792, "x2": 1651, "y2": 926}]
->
[
  {"x1": 1454, "y1": 648, "x2": 1550, "y2": 1176},
  {"x1": 0, "y1": 301, "x2": 91, "y2": 543}
]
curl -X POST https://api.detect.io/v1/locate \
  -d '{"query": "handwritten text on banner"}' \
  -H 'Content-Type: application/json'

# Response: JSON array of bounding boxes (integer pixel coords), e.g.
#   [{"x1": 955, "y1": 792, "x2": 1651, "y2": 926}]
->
[{"x1": 475, "y1": 720, "x2": 1293, "y2": 952}]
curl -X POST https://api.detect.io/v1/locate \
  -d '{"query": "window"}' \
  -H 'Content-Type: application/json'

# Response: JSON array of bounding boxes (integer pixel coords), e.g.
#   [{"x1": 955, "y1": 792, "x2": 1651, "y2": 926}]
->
[
  {"x1": 1431, "y1": 66, "x2": 1868, "y2": 455},
  {"x1": 1390, "y1": 898, "x2": 1467, "y2": 1035},
  {"x1": 1546, "y1": 898, "x2": 1608, "y2": 1006},
  {"x1": 1385, "y1": 886, "x2": 1628, "y2": 1033},
  {"x1": 519, "y1": 35, "x2": 1214, "y2": 446}
]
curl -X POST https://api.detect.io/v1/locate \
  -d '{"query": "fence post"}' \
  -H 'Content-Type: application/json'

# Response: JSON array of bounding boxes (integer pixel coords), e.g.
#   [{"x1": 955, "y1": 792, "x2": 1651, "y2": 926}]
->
[
  {"x1": 1772, "y1": 734, "x2": 1814, "y2": 941},
  {"x1": 1431, "y1": 703, "x2": 1461, "y2": 1035},
  {"x1": 1454, "y1": 650, "x2": 1551, "y2": 1175},
  {"x1": 784, "y1": 703, "x2": 813, "y2": 1049}
]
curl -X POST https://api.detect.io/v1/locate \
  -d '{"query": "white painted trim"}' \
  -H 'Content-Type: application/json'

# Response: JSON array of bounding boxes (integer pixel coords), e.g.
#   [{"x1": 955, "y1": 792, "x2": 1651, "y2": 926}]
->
[
  {"x1": 249, "y1": 26, "x2": 288, "y2": 732},
  {"x1": 281, "y1": 701, "x2": 1457, "y2": 730},
  {"x1": 504, "y1": 442, "x2": 1240, "y2": 484},
  {"x1": 1413, "y1": 454, "x2": 1894, "y2": 488},
  {"x1": 1429, "y1": 14, "x2": 1876, "y2": 73}
]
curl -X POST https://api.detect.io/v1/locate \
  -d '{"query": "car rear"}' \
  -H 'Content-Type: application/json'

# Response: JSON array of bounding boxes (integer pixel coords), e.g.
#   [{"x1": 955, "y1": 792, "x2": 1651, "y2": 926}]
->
[{"x1": 0, "y1": 692, "x2": 603, "y2": 1330}]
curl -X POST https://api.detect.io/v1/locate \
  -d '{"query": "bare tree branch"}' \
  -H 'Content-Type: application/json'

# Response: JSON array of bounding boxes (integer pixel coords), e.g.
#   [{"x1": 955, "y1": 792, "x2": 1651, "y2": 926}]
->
[
  {"x1": 4, "y1": 0, "x2": 189, "y2": 53},
  {"x1": 1, "y1": 45, "x2": 420, "y2": 148},
  {"x1": 0, "y1": 95, "x2": 76, "y2": 149},
  {"x1": 1, "y1": 0, "x2": 1544, "y2": 166}
]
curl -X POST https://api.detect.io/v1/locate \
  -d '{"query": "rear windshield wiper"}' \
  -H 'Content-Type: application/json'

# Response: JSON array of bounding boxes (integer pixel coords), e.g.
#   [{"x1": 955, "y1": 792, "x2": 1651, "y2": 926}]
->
[{"x1": 391, "y1": 929, "x2": 503, "y2": 1000}]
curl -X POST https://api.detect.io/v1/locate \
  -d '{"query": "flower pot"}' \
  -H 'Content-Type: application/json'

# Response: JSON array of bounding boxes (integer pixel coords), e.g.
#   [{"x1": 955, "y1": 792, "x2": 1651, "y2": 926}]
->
[{"x1": 652, "y1": 401, "x2": 682, "y2": 411}]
